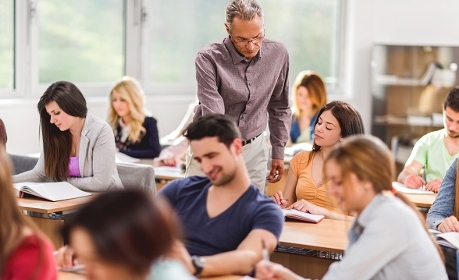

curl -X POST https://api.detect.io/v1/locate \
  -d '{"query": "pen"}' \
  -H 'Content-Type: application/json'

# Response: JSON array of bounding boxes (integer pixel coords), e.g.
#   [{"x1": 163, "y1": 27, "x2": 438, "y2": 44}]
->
[
  {"x1": 262, "y1": 239, "x2": 269, "y2": 262},
  {"x1": 411, "y1": 165, "x2": 427, "y2": 190}
]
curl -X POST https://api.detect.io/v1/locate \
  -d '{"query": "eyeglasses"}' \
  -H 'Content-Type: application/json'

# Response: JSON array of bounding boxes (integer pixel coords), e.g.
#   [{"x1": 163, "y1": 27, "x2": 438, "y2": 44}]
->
[{"x1": 232, "y1": 33, "x2": 265, "y2": 46}]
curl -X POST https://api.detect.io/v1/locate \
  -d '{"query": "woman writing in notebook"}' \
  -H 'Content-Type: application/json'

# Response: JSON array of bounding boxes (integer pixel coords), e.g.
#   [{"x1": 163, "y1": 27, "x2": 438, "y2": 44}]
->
[
  {"x1": 273, "y1": 101, "x2": 364, "y2": 220},
  {"x1": 0, "y1": 147, "x2": 57, "y2": 279},
  {"x1": 257, "y1": 135, "x2": 447, "y2": 280},
  {"x1": 288, "y1": 70, "x2": 328, "y2": 145},
  {"x1": 108, "y1": 76, "x2": 162, "y2": 159},
  {"x1": 13, "y1": 81, "x2": 122, "y2": 191}
]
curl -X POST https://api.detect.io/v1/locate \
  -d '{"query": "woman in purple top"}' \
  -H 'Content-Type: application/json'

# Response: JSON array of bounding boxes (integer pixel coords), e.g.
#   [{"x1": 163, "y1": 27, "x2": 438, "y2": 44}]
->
[{"x1": 13, "y1": 81, "x2": 122, "y2": 191}]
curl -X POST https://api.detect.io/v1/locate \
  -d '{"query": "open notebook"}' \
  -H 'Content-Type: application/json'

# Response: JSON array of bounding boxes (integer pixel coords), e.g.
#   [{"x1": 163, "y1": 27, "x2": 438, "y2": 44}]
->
[
  {"x1": 282, "y1": 209, "x2": 324, "y2": 223},
  {"x1": 392, "y1": 181, "x2": 434, "y2": 195},
  {"x1": 436, "y1": 232, "x2": 459, "y2": 249},
  {"x1": 13, "y1": 181, "x2": 92, "y2": 202}
]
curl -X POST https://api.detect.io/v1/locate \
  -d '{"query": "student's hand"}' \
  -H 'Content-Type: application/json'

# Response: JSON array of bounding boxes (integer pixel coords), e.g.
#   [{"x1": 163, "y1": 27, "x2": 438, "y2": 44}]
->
[
  {"x1": 153, "y1": 157, "x2": 177, "y2": 167},
  {"x1": 255, "y1": 260, "x2": 304, "y2": 280},
  {"x1": 272, "y1": 191, "x2": 288, "y2": 208},
  {"x1": 438, "y1": 216, "x2": 459, "y2": 233},
  {"x1": 425, "y1": 179, "x2": 442, "y2": 192},
  {"x1": 54, "y1": 245, "x2": 78, "y2": 269},
  {"x1": 287, "y1": 199, "x2": 327, "y2": 216},
  {"x1": 404, "y1": 175, "x2": 426, "y2": 189},
  {"x1": 267, "y1": 159, "x2": 284, "y2": 183},
  {"x1": 163, "y1": 240, "x2": 194, "y2": 273}
]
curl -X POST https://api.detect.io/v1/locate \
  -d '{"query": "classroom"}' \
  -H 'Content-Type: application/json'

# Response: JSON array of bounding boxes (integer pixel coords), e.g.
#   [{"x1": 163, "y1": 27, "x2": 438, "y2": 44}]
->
[{"x1": 1, "y1": 0, "x2": 459, "y2": 280}]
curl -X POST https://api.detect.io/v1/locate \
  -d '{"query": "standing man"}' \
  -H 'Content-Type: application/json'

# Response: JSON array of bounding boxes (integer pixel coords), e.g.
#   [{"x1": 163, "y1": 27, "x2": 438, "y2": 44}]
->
[
  {"x1": 160, "y1": 113, "x2": 283, "y2": 277},
  {"x1": 397, "y1": 86, "x2": 459, "y2": 192},
  {"x1": 187, "y1": 0, "x2": 291, "y2": 191}
]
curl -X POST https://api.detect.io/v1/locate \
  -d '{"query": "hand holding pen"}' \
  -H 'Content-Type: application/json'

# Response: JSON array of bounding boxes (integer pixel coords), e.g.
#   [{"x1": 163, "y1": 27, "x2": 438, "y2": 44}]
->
[
  {"x1": 256, "y1": 242, "x2": 310, "y2": 280},
  {"x1": 272, "y1": 191, "x2": 289, "y2": 208},
  {"x1": 404, "y1": 165, "x2": 426, "y2": 189}
]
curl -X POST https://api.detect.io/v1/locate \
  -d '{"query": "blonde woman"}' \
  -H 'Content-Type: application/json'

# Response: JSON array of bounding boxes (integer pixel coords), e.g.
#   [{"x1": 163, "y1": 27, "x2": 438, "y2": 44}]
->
[
  {"x1": 257, "y1": 135, "x2": 447, "y2": 280},
  {"x1": 108, "y1": 77, "x2": 161, "y2": 159},
  {"x1": 0, "y1": 147, "x2": 57, "y2": 279},
  {"x1": 289, "y1": 70, "x2": 328, "y2": 145}
]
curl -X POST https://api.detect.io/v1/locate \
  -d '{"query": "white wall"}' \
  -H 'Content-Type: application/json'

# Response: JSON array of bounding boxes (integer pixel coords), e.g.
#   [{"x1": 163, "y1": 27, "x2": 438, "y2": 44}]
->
[
  {"x1": 2, "y1": 96, "x2": 194, "y2": 154},
  {"x1": 3, "y1": 0, "x2": 459, "y2": 154},
  {"x1": 345, "y1": 0, "x2": 459, "y2": 132}
]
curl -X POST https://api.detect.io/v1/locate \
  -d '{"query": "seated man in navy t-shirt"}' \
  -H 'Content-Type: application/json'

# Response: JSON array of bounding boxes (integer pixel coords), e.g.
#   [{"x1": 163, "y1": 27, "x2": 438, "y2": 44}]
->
[{"x1": 159, "y1": 113, "x2": 284, "y2": 278}]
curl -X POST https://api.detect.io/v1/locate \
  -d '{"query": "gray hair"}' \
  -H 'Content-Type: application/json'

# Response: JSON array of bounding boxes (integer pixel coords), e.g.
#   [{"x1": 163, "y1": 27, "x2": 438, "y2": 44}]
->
[{"x1": 225, "y1": 0, "x2": 264, "y2": 31}]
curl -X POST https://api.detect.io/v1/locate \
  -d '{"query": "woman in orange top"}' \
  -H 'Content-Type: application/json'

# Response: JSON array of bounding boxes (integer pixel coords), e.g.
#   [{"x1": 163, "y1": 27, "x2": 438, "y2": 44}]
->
[{"x1": 273, "y1": 101, "x2": 364, "y2": 220}]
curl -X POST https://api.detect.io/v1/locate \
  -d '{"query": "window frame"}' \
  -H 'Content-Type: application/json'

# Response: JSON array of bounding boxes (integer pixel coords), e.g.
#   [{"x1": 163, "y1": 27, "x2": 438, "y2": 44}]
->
[{"x1": 2, "y1": 0, "x2": 347, "y2": 98}]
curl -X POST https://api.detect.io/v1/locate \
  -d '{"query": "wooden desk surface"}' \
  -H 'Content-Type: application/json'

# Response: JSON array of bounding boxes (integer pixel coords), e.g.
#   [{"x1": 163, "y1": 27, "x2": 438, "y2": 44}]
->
[
  {"x1": 153, "y1": 166, "x2": 185, "y2": 181},
  {"x1": 17, "y1": 195, "x2": 93, "y2": 214},
  {"x1": 280, "y1": 219, "x2": 350, "y2": 253},
  {"x1": 403, "y1": 192, "x2": 436, "y2": 208},
  {"x1": 58, "y1": 271, "x2": 244, "y2": 280}
]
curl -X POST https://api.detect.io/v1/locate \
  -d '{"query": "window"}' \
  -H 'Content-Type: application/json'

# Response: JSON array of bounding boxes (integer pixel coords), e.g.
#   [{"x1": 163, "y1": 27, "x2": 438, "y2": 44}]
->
[
  {"x1": 0, "y1": 0, "x2": 14, "y2": 90},
  {"x1": 38, "y1": 0, "x2": 124, "y2": 84},
  {"x1": 2, "y1": 0, "x2": 343, "y2": 96},
  {"x1": 262, "y1": 0, "x2": 342, "y2": 89},
  {"x1": 147, "y1": 0, "x2": 343, "y2": 93}
]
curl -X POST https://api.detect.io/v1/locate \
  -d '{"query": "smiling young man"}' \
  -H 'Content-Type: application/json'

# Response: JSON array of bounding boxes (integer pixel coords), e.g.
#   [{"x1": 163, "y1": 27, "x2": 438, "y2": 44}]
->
[
  {"x1": 187, "y1": 0, "x2": 292, "y2": 192},
  {"x1": 158, "y1": 113, "x2": 283, "y2": 278},
  {"x1": 398, "y1": 86, "x2": 459, "y2": 191}
]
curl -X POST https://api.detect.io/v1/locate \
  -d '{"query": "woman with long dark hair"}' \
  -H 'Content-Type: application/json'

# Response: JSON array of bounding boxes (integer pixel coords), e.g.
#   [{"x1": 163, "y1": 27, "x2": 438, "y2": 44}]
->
[{"x1": 13, "y1": 81, "x2": 122, "y2": 191}]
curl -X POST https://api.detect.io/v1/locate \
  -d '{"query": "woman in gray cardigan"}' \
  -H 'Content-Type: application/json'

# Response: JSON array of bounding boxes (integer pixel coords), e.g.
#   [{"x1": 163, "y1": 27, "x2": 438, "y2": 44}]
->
[{"x1": 13, "y1": 81, "x2": 122, "y2": 191}]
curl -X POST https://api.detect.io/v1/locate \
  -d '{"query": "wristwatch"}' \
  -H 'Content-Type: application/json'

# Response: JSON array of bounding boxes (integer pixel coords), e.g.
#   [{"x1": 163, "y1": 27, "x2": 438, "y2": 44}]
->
[{"x1": 191, "y1": 255, "x2": 205, "y2": 276}]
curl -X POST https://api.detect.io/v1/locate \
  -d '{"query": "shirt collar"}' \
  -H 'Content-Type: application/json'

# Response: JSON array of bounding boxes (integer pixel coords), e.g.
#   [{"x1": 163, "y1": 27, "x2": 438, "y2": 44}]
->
[{"x1": 224, "y1": 36, "x2": 261, "y2": 64}]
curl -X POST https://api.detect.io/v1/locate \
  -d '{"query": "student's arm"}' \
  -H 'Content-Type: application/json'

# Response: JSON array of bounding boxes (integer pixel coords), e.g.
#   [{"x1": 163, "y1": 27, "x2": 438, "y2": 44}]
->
[
  {"x1": 397, "y1": 135, "x2": 429, "y2": 188},
  {"x1": 287, "y1": 199, "x2": 353, "y2": 221},
  {"x1": 272, "y1": 168, "x2": 297, "y2": 208},
  {"x1": 200, "y1": 229, "x2": 277, "y2": 276},
  {"x1": 153, "y1": 137, "x2": 189, "y2": 167},
  {"x1": 397, "y1": 160, "x2": 426, "y2": 189},
  {"x1": 169, "y1": 229, "x2": 278, "y2": 277},
  {"x1": 12, "y1": 153, "x2": 47, "y2": 183},
  {"x1": 273, "y1": 152, "x2": 305, "y2": 207},
  {"x1": 427, "y1": 158, "x2": 458, "y2": 231}
]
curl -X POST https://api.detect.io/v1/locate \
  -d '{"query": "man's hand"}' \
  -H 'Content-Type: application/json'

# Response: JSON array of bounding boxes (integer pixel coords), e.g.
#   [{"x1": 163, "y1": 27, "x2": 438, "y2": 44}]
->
[
  {"x1": 163, "y1": 240, "x2": 194, "y2": 273},
  {"x1": 438, "y1": 216, "x2": 459, "y2": 233},
  {"x1": 425, "y1": 179, "x2": 442, "y2": 192},
  {"x1": 404, "y1": 175, "x2": 426, "y2": 189},
  {"x1": 267, "y1": 159, "x2": 284, "y2": 183}
]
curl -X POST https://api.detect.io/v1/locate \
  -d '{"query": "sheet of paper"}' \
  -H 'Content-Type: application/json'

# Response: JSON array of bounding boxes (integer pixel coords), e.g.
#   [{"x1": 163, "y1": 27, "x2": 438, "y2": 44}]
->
[{"x1": 392, "y1": 181, "x2": 434, "y2": 195}]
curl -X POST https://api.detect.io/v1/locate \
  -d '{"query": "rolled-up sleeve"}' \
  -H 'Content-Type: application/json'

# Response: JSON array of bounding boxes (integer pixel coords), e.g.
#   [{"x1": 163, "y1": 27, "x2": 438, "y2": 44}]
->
[{"x1": 426, "y1": 158, "x2": 458, "y2": 229}]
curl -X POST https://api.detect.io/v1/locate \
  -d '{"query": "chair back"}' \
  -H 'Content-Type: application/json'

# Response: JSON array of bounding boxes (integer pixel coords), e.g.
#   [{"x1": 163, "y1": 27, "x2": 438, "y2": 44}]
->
[
  {"x1": 116, "y1": 163, "x2": 156, "y2": 194},
  {"x1": 8, "y1": 154, "x2": 38, "y2": 175}
]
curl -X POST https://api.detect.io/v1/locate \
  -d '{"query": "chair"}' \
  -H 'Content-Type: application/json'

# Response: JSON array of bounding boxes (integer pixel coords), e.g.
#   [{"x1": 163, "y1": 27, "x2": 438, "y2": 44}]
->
[
  {"x1": 8, "y1": 154, "x2": 156, "y2": 194},
  {"x1": 8, "y1": 154, "x2": 38, "y2": 175},
  {"x1": 116, "y1": 163, "x2": 156, "y2": 194}
]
